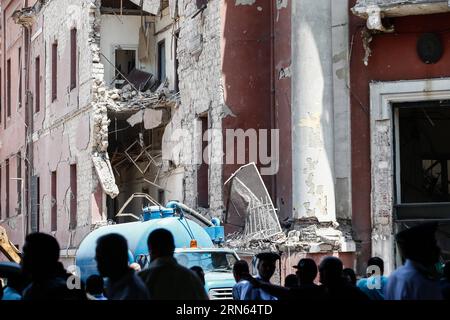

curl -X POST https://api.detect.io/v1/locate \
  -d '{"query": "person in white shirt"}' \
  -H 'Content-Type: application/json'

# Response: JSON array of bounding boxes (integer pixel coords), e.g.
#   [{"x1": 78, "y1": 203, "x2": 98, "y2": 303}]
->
[
  {"x1": 139, "y1": 229, "x2": 208, "y2": 300},
  {"x1": 240, "y1": 252, "x2": 280, "y2": 301},
  {"x1": 385, "y1": 222, "x2": 443, "y2": 300}
]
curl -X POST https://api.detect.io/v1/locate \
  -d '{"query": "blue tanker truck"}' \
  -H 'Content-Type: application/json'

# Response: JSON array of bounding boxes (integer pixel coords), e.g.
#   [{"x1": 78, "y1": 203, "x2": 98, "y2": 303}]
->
[{"x1": 75, "y1": 201, "x2": 239, "y2": 299}]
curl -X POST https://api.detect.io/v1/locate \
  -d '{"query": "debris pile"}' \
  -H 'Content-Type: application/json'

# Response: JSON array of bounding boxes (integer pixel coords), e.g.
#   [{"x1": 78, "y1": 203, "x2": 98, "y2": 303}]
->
[
  {"x1": 226, "y1": 220, "x2": 354, "y2": 254},
  {"x1": 93, "y1": 79, "x2": 179, "y2": 114}
]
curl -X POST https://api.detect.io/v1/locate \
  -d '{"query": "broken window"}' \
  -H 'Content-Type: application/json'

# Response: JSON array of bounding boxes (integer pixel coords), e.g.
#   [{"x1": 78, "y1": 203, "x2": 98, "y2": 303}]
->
[
  {"x1": 114, "y1": 48, "x2": 137, "y2": 88},
  {"x1": 35, "y1": 56, "x2": 40, "y2": 113},
  {"x1": 394, "y1": 100, "x2": 450, "y2": 220},
  {"x1": 158, "y1": 40, "x2": 166, "y2": 83},
  {"x1": 51, "y1": 170, "x2": 57, "y2": 231},
  {"x1": 70, "y1": 28, "x2": 77, "y2": 90},
  {"x1": 52, "y1": 42, "x2": 58, "y2": 102}
]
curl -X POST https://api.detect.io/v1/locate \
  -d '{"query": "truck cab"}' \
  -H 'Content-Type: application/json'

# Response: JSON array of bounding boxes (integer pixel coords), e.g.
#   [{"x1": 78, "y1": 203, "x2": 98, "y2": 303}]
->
[
  {"x1": 136, "y1": 248, "x2": 238, "y2": 299},
  {"x1": 76, "y1": 202, "x2": 238, "y2": 300}
]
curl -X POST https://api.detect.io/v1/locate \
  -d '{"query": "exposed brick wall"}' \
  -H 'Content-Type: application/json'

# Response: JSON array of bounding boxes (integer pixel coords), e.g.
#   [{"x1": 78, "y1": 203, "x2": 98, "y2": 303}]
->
[{"x1": 164, "y1": 0, "x2": 226, "y2": 218}]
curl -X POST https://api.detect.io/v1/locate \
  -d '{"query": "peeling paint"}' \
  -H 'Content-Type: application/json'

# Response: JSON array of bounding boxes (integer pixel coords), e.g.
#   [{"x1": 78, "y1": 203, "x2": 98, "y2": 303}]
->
[
  {"x1": 299, "y1": 113, "x2": 321, "y2": 128},
  {"x1": 276, "y1": 0, "x2": 289, "y2": 21},
  {"x1": 276, "y1": 0, "x2": 289, "y2": 10},
  {"x1": 279, "y1": 65, "x2": 292, "y2": 79},
  {"x1": 235, "y1": 0, "x2": 256, "y2": 6}
]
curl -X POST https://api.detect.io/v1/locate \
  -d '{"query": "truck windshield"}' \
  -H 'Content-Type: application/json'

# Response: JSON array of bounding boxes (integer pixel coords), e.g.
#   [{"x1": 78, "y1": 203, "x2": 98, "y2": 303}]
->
[{"x1": 174, "y1": 252, "x2": 238, "y2": 273}]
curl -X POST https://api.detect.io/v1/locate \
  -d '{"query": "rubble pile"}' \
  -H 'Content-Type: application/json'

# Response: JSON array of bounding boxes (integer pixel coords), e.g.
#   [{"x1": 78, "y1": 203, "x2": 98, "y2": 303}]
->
[
  {"x1": 92, "y1": 79, "x2": 179, "y2": 114},
  {"x1": 226, "y1": 220, "x2": 354, "y2": 254}
]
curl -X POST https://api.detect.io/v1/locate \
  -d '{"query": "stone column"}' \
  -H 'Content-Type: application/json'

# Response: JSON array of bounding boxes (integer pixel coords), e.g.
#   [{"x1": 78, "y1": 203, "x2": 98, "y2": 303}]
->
[{"x1": 291, "y1": 0, "x2": 336, "y2": 223}]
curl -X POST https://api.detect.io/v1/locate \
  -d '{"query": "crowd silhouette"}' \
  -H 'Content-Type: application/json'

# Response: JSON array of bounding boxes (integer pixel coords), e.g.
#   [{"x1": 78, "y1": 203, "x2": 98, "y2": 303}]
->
[{"x1": 1, "y1": 222, "x2": 449, "y2": 301}]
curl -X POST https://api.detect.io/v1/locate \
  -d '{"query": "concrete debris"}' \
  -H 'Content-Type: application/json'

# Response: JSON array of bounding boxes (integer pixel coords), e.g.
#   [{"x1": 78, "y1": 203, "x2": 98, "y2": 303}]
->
[
  {"x1": 361, "y1": 27, "x2": 373, "y2": 66},
  {"x1": 365, "y1": 5, "x2": 395, "y2": 32},
  {"x1": 226, "y1": 218, "x2": 355, "y2": 254},
  {"x1": 12, "y1": 6, "x2": 37, "y2": 27},
  {"x1": 224, "y1": 163, "x2": 283, "y2": 241},
  {"x1": 92, "y1": 97, "x2": 110, "y2": 153},
  {"x1": 93, "y1": 78, "x2": 178, "y2": 114},
  {"x1": 92, "y1": 153, "x2": 120, "y2": 198}
]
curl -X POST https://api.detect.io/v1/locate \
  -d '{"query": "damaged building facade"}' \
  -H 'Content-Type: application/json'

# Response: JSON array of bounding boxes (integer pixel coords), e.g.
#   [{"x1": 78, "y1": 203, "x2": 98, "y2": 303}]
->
[
  {"x1": 350, "y1": 0, "x2": 450, "y2": 274},
  {"x1": 0, "y1": 0, "x2": 288, "y2": 265},
  {"x1": 1, "y1": 0, "x2": 449, "y2": 278}
]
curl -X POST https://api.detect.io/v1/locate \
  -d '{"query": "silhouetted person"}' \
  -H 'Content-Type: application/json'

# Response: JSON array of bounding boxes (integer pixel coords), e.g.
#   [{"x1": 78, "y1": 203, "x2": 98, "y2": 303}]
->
[
  {"x1": 241, "y1": 258, "x2": 323, "y2": 300},
  {"x1": 190, "y1": 266, "x2": 206, "y2": 286},
  {"x1": 357, "y1": 257, "x2": 388, "y2": 300},
  {"x1": 232, "y1": 260, "x2": 250, "y2": 300},
  {"x1": 319, "y1": 256, "x2": 368, "y2": 300},
  {"x1": 343, "y1": 268, "x2": 357, "y2": 286},
  {"x1": 139, "y1": 229, "x2": 208, "y2": 300},
  {"x1": 295, "y1": 258, "x2": 319, "y2": 288},
  {"x1": 385, "y1": 223, "x2": 443, "y2": 300},
  {"x1": 240, "y1": 252, "x2": 280, "y2": 300},
  {"x1": 284, "y1": 274, "x2": 298, "y2": 288},
  {"x1": 86, "y1": 275, "x2": 107, "y2": 300},
  {"x1": 21, "y1": 233, "x2": 85, "y2": 300},
  {"x1": 96, "y1": 233, "x2": 149, "y2": 300},
  {"x1": 441, "y1": 261, "x2": 450, "y2": 300}
]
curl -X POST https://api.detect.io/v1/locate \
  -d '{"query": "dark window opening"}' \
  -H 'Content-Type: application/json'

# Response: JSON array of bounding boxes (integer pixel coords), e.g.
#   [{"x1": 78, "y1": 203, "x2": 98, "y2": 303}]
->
[
  {"x1": 37, "y1": 177, "x2": 40, "y2": 232},
  {"x1": 16, "y1": 154, "x2": 21, "y2": 215},
  {"x1": 70, "y1": 164, "x2": 77, "y2": 230},
  {"x1": 174, "y1": 32, "x2": 180, "y2": 92},
  {"x1": 395, "y1": 100, "x2": 450, "y2": 220},
  {"x1": 158, "y1": 40, "x2": 166, "y2": 83},
  {"x1": 70, "y1": 29, "x2": 77, "y2": 90},
  {"x1": 0, "y1": 166, "x2": 2, "y2": 219},
  {"x1": 158, "y1": 189, "x2": 165, "y2": 206},
  {"x1": 35, "y1": 57, "x2": 40, "y2": 112},
  {"x1": 0, "y1": 68, "x2": 2, "y2": 123},
  {"x1": 114, "y1": 49, "x2": 136, "y2": 88},
  {"x1": 31, "y1": 176, "x2": 40, "y2": 233},
  {"x1": 7, "y1": 59, "x2": 11, "y2": 118},
  {"x1": 197, "y1": 115, "x2": 209, "y2": 208},
  {"x1": 6, "y1": 159, "x2": 10, "y2": 218},
  {"x1": 18, "y1": 47, "x2": 22, "y2": 108},
  {"x1": 51, "y1": 171, "x2": 57, "y2": 231},
  {"x1": 52, "y1": 42, "x2": 58, "y2": 102}
]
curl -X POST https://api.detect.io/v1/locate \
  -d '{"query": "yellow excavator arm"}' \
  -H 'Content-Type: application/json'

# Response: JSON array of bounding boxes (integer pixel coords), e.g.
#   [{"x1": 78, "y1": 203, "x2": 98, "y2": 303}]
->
[{"x1": 0, "y1": 226, "x2": 21, "y2": 263}]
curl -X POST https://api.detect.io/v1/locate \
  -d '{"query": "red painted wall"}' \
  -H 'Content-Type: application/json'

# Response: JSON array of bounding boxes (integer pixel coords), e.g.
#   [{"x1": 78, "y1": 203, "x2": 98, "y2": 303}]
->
[
  {"x1": 349, "y1": 0, "x2": 450, "y2": 270},
  {"x1": 221, "y1": 0, "x2": 274, "y2": 233},
  {"x1": 273, "y1": 1, "x2": 292, "y2": 224}
]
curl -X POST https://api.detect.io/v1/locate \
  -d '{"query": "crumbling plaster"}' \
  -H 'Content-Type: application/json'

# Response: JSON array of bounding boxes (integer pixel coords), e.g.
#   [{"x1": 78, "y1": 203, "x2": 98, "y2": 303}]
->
[
  {"x1": 162, "y1": 0, "x2": 226, "y2": 218},
  {"x1": 27, "y1": 0, "x2": 108, "y2": 250},
  {"x1": 352, "y1": 0, "x2": 450, "y2": 31}
]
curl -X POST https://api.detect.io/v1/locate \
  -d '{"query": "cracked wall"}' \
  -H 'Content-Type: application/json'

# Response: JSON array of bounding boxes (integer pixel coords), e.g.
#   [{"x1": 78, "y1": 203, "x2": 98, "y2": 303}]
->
[
  {"x1": 162, "y1": 0, "x2": 225, "y2": 218},
  {"x1": 29, "y1": 0, "x2": 105, "y2": 255}
]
